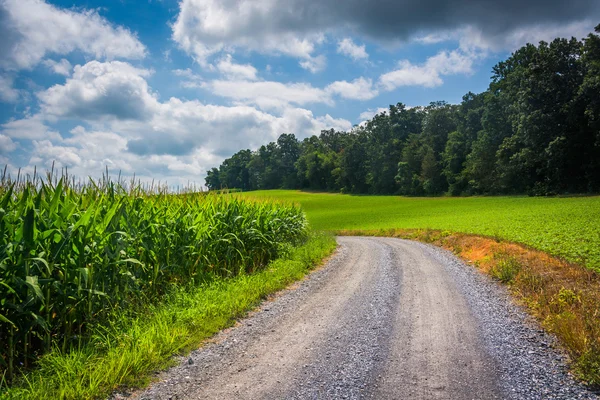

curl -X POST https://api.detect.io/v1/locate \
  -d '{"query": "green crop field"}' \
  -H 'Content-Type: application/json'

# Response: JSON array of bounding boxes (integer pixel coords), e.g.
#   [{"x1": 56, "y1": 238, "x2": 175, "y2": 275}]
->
[
  {"x1": 0, "y1": 177, "x2": 307, "y2": 383},
  {"x1": 241, "y1": 190, "x2": 600, "y2": 271}
]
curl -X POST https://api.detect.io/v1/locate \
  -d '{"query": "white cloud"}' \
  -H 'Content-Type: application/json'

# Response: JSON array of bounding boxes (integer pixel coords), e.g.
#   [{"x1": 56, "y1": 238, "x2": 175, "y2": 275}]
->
[
  {"x1": 204, "y1": 74, "x2": 381, "y2": 112},
  {"x1": 1, "y1": 114, "x2": 61, "y2": 140},
  {"x1": 20, "y1": 100, "x2": 352, "y2": 185},
  {"x1": 42, "y1": 58, "x2": 72, "y2": 76},
  {"x1": 27, "y1": 128, "x2": 132, "y2": 173},
  {"x1": 172, "y1": 0, "x2": 325, "y2": 69},
  {"x1": 216, "y1": 55, "x2": 258, "y2": 80},
  {"x1": 173, "y1": 68, "x2": 203, "y2": 88},
  {"x1": 337, "y1": 38, "x2": 368, "y2": 60},
  {"x1": 313, "y1": 113, "x2": 353, "y2": 132},
  {"x1": 173, "y1": 68, "x2": 199, "y2": 79},
  {"x1": 412, "y1": 30, "x2": 456, "y2": 45},
  {"x1": 426, "y1": 49, "x2": 475, "y2": 75},
  {"x1": 0, "y1": 75, "x2": 19, "y2": 102},
  {"x1": 476, "y1": 20, "x2": 597, "y2": 51},
  {"x1": 379, "y1": 49, "x2": 474, "y2": 90},
  {"x1": 272, "y1": 108, "x2": 352, "y2": 139},
  {"x1": 29, "y1": 140, "x2": 82, "y2": 168},
  {"x1": 299, "y1": 55, "x2": 327, "y2": 73},
  {"x1": 0, "y1": 0, "x2": 146, "y2": 71},
  {"x1": 379, "y1": 60, "x2": 443, "y2": 89},
  {"x1": 326, "y1": 77, "x2": 378, "y2": 100},
  {"x1": 412, "y1": 20, "x2": 597, "y2": 53},
  {"x1": 169, "y1": 0, "x2": 599, "y2": 75},
  {"x1": 38, "y1": 61, "x2": 156, "y2": 121},
  {"x1": 0, "y1": 134, "x2": 17, "y2": 154},
  {"x1": 206, "y1": 79, "x2": 333, "y2": 110},
  {"x1": 7, "y1": 60, "x2": 352, "y2": 185},
  {"x1": 359, "y1": 107, "x2": 388, "y2": 121}
]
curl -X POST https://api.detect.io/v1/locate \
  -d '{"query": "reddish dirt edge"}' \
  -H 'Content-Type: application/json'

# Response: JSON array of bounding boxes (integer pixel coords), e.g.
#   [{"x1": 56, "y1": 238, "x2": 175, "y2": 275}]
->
[{"x1": 337, "y1": 228, "x2": 600, "y2": 386}]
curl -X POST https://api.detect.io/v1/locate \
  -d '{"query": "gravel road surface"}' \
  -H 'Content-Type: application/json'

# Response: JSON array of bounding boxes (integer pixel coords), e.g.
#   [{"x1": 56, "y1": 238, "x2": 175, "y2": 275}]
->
[{"x1": 119, "y1": 237, "x2": 599, "y2": 400}]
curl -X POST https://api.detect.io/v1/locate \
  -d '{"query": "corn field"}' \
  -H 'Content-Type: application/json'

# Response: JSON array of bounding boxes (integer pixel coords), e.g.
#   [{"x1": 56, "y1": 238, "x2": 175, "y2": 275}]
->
[{"x1": 0, "y1": 169, "x2": 307, "y2": 382}]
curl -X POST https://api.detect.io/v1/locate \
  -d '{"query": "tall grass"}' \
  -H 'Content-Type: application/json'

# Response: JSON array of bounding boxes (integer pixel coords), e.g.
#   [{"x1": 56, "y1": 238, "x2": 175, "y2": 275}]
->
[{"x1": 0, "y1": 168, "x2": 307, "y2": 382}]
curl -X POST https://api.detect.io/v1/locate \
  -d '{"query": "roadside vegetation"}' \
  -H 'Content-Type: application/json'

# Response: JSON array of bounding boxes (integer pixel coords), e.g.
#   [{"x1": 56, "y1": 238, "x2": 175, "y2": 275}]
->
[{"x1": 0, "y1": 169, "x2": 335, "y2": 399}]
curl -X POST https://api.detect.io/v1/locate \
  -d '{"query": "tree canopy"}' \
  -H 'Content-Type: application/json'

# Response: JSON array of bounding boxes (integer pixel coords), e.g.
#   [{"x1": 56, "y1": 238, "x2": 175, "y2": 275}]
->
[{"x1": 207, "y1": 28, "x2": 600, "y2": 196}]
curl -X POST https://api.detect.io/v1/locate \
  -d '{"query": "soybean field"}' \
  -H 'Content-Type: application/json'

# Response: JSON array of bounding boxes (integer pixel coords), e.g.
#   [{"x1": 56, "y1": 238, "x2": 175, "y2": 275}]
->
[{"x1": 242, "y1": 190, "x2": 600, "y2": 271}]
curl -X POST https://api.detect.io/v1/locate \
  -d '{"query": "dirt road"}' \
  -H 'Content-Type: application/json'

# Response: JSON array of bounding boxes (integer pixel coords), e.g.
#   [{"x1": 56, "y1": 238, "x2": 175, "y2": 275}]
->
[{"x1": 127, "y1": 237, "x2": 598, "y2": 400}]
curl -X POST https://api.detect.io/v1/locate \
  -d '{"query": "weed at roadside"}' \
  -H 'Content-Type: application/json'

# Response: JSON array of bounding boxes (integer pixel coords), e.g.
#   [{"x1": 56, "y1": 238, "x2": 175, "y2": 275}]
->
[{"x1": 490, "y1": 255, "x2": 521, "y2": 283}]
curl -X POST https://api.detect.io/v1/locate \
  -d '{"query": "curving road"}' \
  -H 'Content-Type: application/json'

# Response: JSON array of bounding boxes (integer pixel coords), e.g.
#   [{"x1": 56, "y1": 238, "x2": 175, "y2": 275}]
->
[{"x1": 125, "y1": 237, "x2": 598, "y2": 400}]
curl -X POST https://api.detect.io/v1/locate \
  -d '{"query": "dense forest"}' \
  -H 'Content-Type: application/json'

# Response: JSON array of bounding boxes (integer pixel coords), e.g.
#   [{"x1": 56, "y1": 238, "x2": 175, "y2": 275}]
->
[{"x1": 206, "y1": 26, "x2": 600, "y2": 196}]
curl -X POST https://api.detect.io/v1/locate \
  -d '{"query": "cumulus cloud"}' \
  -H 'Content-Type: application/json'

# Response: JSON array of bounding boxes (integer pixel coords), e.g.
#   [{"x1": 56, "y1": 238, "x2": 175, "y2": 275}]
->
[
  {"x1": 337, "y1": 38, "x2": 368, "y2": 60},
  {"x1": 0, "y1": 75, "x2": 19, "y2": 102},
  {"x1": 0, "y1": 134, "x2": 17, "y2": 154},
  {"x1": 414, "y1": 20, "x2": 598, "y2": 52},
  {"x1": 173, "y1": 68, "x2": 203, "y2": 88},
  {"x1": 465, "y1": 20, "x2": 598, "y2": 51},
  {"x1": 359, "y1": 107, "x2": 388, "y2": 121},
  {"x1": 7, "y1": 60, "x2": 352, "y2": 184},
  {"x1": 120, "y1": 98, "x2": 287, "y2": 157},
  {"x1": 172, "y1": 0, "x2": 325, "y2": 68},
  {"x1": 299, "y1": 55, "x2": 327, "y2": 73},
  {"x1": 0, "y1": 0, "x2": 146, "y2": 71},
  {"x1": 326, "y1": 77, "x2": 378, "y2": 100},
  {"x1": 171, "y1": 0, "x2": 599, "y2": 64},
  {"x1": 21, "y1": 100, "x2": 352, "y2": 184},
  {"x1": 1, "y1": 114, "x2": 61, "y2": 140},
  {"x1": 29, "y1": 139, "x2": 82, "y2": 168},
  {"x1": 205, "y1": 75, "x2": 381, "y2": 111},
  {"x1": 42, "y1": 58, "x2": 72, "y2": 76},
  {"x1": 379, "y1": 49, "x2": 474, "y2": 90},
  {"x1": 216, "y1": 55, "x2": 258, "y2": 80},
  {"x1": 206, "y1": 79, "x2": 334, "y2": 110},
  {"x1": 38, "y1": 61, "x2": 156, "y2": 121}
]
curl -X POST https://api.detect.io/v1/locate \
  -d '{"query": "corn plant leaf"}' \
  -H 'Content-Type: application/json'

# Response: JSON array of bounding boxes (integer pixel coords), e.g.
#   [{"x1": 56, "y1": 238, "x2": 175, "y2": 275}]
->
[
  {"x1": 99, "y1": 200, "x2": 122, "y2": 234},
  {"x1": 78, "y1": 267, "x2": 89, "y2": 286},
  {"x1": 0, "y1": 281, "x2": 18, "y2": 296},
  {"x1": 23, "y1": 206, "x2": 35, "y2": 248},
  {"x1": 118, "y1": 258, "x2": 144, "y2": 266},
  {"x1": 83, "y1": 289, "x2": 107, "y2": 297},
  {"x1": 72, "y1": 205, "x2": 95, "y2": 231},
  {"x1": 48, "y1": 178, "x2": 63, "y2": 215},
  {"x1": 0, "y1": 313, "x2": 16, "y2": 327},
  {"x1": 0, "y1": 183, "x2": 14, "y2": 210},
  {"x1": 30, "y1": 257, "x2": 51, "y2": 275},
  {"x1": 25, "y1": 276, "x2": 44, "y2": 301},
  {"x1": 30, "y1": 311, "x2": 48, "y2": 330}
]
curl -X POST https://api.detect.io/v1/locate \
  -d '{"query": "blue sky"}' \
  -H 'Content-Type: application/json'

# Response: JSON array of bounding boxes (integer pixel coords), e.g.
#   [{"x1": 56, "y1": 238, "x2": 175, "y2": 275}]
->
[{"x1": 1, "y1": 0, "x2": 598, "y2": 186}]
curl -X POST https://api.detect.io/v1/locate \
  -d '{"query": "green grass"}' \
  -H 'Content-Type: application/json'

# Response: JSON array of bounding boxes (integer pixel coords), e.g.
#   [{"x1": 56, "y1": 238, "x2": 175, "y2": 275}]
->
[
  {"x1": 1, "y1": 232, "x2": 336, "y2": 400},
  {"x1": 241, "y1": 190, "x2": 600, "y2": 271}
]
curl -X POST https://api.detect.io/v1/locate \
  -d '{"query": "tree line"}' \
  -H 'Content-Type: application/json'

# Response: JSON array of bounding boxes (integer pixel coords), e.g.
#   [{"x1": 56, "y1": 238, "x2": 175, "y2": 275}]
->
[{"x1": 206, "y1": 26, "x2": 600, "y2": 196}]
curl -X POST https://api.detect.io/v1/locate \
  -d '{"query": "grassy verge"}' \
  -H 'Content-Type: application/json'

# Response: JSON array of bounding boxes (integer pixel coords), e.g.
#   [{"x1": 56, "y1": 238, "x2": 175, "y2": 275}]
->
[
  {"x1": 1, "y1": 232, "x2": 337, "y2": 400},
  {"x1": 339, "y1": 228, "x2": 600, "y2": 386}
]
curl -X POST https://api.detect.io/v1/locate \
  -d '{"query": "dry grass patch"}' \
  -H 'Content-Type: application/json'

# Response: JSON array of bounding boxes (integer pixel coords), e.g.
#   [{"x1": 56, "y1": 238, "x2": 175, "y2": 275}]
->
[{"x1": 337, "y1": 228, "x2": 600, "y2": 387}]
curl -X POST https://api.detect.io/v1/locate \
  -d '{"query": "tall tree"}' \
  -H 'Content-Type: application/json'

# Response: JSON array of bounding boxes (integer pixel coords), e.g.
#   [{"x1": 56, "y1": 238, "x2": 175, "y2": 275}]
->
[{"x1": 207, "y1": 26, "x2": 600, "y2": 196}]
